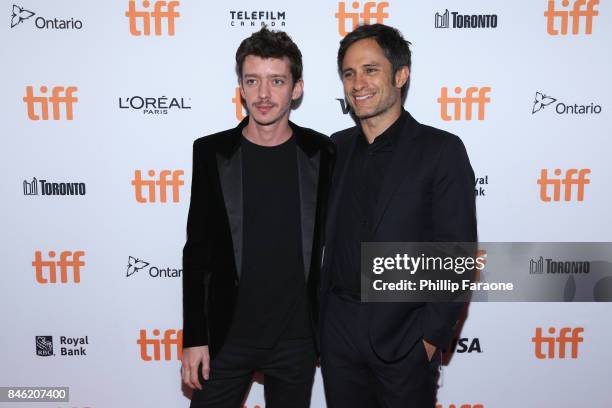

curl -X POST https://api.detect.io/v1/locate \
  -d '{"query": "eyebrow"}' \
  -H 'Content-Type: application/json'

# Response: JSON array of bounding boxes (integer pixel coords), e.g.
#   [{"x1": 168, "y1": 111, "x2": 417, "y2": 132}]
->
[
  {"x1": 342, "y1": 62, "x2": 380, "y2": 75},
  {"x1": 243, "y1": 73, "x2": 289, "y2": 78}
]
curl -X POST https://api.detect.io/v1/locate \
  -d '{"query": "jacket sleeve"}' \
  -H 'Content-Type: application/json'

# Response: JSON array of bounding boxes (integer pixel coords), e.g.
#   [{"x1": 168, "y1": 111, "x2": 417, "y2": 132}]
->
[
  {"x1": 422, "y1": 134, "x2": 477, "y2": 350},
  {"x1": 182, "y1": 140, "x2": 213, "y2": 348}
]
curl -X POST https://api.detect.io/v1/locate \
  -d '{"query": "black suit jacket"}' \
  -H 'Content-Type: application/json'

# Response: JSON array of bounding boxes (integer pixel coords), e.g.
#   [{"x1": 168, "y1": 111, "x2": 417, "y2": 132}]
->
[
  {"x1": 321, "y1": 111, "x2": 476, "y2": 362},
  {"x1": 182, "y1": 117, "x2": 334, "y2": 358}
]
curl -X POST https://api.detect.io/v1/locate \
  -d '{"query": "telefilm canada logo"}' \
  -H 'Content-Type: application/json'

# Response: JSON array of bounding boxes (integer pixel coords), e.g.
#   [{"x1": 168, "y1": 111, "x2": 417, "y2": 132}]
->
[
  {"x1": 23, "y1": 177, "x2": 86, "y2": 196},
  {"x1": 434, "y1": 9, "x2": 498, "y2": 29},
  {"x1": 532, "y1": 91, "x2": 601, "y2": 115},
  {"x1": 126, "y1": 256, "x2": 182, "y2": 278},
  {"x1": 35, "y1": 335, "x2": 90, "y2": 357},
  {"x1": 229, "y1": 9, "x2": 286, "y2": 27},
  {"x1": 10, "y1": 4, "x2": 83, "y2": 30},
  {"x1": 118, "y1": 95, "x2": 192, "y2": 115}
]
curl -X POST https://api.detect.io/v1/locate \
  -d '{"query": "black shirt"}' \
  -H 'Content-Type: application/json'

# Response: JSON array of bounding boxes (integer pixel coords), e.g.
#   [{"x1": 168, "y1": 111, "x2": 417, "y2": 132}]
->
[
  {"x1": 227, "y1": 134, "x2": 311, "y2": 348},
  {"x1": 331, "y1": 110, "x2": 407, "y2": 296}
]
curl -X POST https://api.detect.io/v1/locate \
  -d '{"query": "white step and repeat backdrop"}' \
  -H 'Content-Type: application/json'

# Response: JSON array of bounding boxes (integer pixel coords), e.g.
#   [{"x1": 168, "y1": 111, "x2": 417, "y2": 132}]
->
[{"x1": 2, "y1": 1, "x2": 611, "y2": 407}]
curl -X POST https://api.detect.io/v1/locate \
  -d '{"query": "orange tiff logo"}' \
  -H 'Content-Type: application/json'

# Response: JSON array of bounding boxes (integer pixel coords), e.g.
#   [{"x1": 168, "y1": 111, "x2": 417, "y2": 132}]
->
[
  {"x1": 537, "y1": 168, "x2": 590, "y2": 202},
  {"x1": 33, "y1": 250, "x2": 85, "y2": 284},
  {"x1": 232, "y1": 87, "x2": 246, "y2": 121},
  {"x1": 23, "y1": 86, "x2": 78, "y2": 121},
  {"x1": 131, "y1": 170, "x2": 184, "y2": 203},
  {"x1": 437, "y1": 86, "x2": 491, "y2": 121},
  {"x1": 126, "y1": 0, "x2": 180, "y2": 36},
  {"x1": 137, "y1": 329, "x2": 183, "y2": 361},
  {"x1": 532, "y1": 327, "x2": 584, "y2": 359},
  {"x1": 335, "y1": 1, "x2": 389, "y2": 36},
  {"x1": 545, "y1": 0, "x2": 598, "y2": 35}
]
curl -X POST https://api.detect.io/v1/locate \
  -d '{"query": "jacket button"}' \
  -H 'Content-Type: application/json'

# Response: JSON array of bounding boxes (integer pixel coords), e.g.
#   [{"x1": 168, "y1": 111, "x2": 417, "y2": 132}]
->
[{"x1": 234, "y1": 279, "x2": 239, "y2": 286}]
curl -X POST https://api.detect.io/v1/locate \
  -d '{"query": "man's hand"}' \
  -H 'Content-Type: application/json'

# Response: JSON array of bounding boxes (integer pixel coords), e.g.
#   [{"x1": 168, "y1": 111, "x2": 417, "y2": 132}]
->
[
  {"x1": 423, "y1": 339, "x2": 437, "y2": 362},
  {"x1": 181, "y1": 345, "x2": 210, "y2": 390}
]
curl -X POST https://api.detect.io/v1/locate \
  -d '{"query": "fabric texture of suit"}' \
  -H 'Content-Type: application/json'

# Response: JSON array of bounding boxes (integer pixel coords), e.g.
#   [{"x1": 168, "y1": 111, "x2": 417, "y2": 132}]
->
[
  {"x1": 321, "y1": 111, "x2": 477, "y2": 362},
  {"x1": 182, "y1": 117, "x2": 335, "y2": 358}
]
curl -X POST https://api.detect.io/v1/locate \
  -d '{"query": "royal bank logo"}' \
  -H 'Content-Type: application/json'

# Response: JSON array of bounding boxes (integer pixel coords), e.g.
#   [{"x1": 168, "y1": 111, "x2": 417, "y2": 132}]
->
[
  {"x1": 529, "y1": 256, "x2": 590, "y2": 275},
  {"x1": 434, "y1": 9, "x2": 497, "y2": 29},
  {"x1": 11, "y1": 4, "x2": 83, "y2": 30},
  {"x1": 35, "y1": 335, "x2": 90, "y2": 357},
  {"x1": 532, "y1": 91, "x2": 601, "y2": 115},
  {"x1": 475, "y1": 175, "x2": 488, "y2": 197},
  {"x1": 229, "y1": 10, "x2": 286, "y2": 27},
  {"x1": 23, "y1": 177, "x2": 86, "y2": 196},
  {"x1": 118, "y1": 95, "x2": 191, "y2": 115},
  {"x1": 36, "y1": 336, "x2": 53, "y2": 356},
  {"x1": 126, "y1": 256, "x2": 181, "y2": 278}
]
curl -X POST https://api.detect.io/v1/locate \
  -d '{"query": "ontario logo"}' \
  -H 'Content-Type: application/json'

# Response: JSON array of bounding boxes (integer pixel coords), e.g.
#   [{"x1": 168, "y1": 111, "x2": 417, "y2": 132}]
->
[
  {"x1": 532, "y1": 91, "x2": 601, "y2": 115},
  {"x1": 10, "y1": 4, "x2": 83, "y2": 30},
  {"x1": 126, "y1": 256, "x2": 182, "y2": 278}
]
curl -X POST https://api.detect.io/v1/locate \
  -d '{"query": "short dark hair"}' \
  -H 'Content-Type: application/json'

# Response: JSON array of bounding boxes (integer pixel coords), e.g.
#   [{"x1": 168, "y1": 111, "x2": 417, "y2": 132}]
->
[
  {"x1": 337, "y1": 24, "x2": 412, "y2": 99},
  {"x1": 235, "y1": 27, "x2": 303, "y2": 83}
]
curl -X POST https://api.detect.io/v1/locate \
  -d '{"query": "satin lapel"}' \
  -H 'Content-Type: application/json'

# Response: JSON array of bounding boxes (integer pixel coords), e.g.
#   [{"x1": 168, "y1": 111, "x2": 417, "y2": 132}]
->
[
  {"x1": 370, "y1": 114, "x2": 422, "y2": 235},
  {"x1": 215, "y1": 120, "x2": 247, "y2": 278},
  {"x1": 296, "y1": 147, "x2": 319, "y2": 279}
]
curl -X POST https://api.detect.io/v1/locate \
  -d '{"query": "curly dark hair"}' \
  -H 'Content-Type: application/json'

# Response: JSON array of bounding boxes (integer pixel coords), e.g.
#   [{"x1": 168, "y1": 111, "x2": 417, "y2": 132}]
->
[
  {"x1": 338, "y1": 24, "x2": 412, "y2": 98},
  {"x1": 235, "y1": 27, "x2": 303, "y2": 83}
]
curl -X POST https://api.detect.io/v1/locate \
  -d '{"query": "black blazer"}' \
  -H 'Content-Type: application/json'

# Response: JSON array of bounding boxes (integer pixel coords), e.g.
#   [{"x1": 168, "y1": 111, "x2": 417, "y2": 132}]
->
[
  {"x1": 321, "y1": 111, "x2": 477, "y2": 362},
  {"x1": 182, "y1": 117, "x2": 334, "y2": 358}
]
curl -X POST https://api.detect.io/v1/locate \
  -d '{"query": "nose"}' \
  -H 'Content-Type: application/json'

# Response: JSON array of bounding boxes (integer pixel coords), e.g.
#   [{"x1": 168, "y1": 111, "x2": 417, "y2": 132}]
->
[
  {"x1": 258, "y1": 80, "x2": 271, "y2": 99},
  {"x1": 352, "y1": 72, "x2": 367, "y2": 92}
]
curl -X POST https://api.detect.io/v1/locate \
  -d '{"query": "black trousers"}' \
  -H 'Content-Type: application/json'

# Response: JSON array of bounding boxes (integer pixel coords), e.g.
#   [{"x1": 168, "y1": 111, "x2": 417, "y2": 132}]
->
[
  {"x1": 321, "y1": 291, "x2": 440, "y2": 408},
  {"x1": 189, "y1": 337, "x2": 316, "y2": 408}
]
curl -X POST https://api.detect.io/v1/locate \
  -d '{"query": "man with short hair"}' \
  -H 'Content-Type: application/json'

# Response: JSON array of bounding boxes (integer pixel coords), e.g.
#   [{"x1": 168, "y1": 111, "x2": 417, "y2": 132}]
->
[
  {"x1": 181, "y1": 27, "x2": 334, "y2": 408},
  {"x1": 321, "y1": 24, "x2": 477, "y2": 407}
]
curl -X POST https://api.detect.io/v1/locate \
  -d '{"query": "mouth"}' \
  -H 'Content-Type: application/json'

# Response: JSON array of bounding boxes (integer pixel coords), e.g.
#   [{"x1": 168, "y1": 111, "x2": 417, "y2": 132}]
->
[
  {"x1": 254, "y1": 103, "x2": 275, "y2": 113},
  {"x1": 353, "y1": 94, "x2": 374, "y2": 104}
]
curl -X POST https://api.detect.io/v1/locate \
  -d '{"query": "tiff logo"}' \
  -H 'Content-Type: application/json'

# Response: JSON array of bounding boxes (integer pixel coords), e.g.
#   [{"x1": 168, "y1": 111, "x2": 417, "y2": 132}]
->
[
  {"x1": 131, "y1": 170, "x2": 184, "y2": 203},
  {"x1": 126, "y1": 0, "x2": 180, "y2": 36},
  {"x1": 435, "y1": 9, "x2": 450, "y2": 28},
  {"x1": 537, "y1": 168, "x2": 590, "y2": 202},
  {"x1": 232, "y1": 87, "x2": 246, "y2": 121},
  {"x1": 137, "y1": 329, "x2": 182, "y2": 361},
  {"x1": 437, "y1": 86, "x2": 491, "y2": 121},
  {"x1": 23, "y1": 86, "x2": 78, "y2": 121},
  {"x1": 545, "y1": 0, "x2": 598, "y2": 35},
  {"x1": 335, "y1": 1, "x2": 389, "y2": 37},
  {"x1": 33, "y1": 250, "x2": 85, "y2": 284},
  {"x1": 24, "y1": 177, "x2": 38, "y2": 195},
  {"x1": 532, "y1": 327, "x2": 584, "y2": 359}
]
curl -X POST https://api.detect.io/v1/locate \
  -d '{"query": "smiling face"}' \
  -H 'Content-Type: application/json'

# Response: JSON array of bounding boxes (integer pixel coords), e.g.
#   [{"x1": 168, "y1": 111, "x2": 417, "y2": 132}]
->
[
  {"x1": 239, "y1": 55, "x2": 303, "y2": 127},
  {"x1": 340, "y1": 38, "x2": 408, "y2": 122}
]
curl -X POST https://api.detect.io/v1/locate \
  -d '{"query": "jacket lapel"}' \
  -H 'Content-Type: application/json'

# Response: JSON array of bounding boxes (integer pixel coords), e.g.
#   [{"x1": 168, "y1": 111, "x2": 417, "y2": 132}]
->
[
  {"x1": 370, "y1": 112, "x2": 422, "y2": 234},
  {"x1": 216, "y1": 119, "x2": 247, "y2": 278},
  {"x1": 293, "y1": 122, "x2": 320, "y2": 279}
]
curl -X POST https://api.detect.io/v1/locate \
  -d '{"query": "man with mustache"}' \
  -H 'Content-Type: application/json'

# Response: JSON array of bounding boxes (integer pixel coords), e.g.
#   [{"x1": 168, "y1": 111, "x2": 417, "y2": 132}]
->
[
  {"x1": 320, "y1": 24, "x2": 477, "y2": 407},
  {"x1": 181, "y1": 27, "x2": 334, "y2": 407}
]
